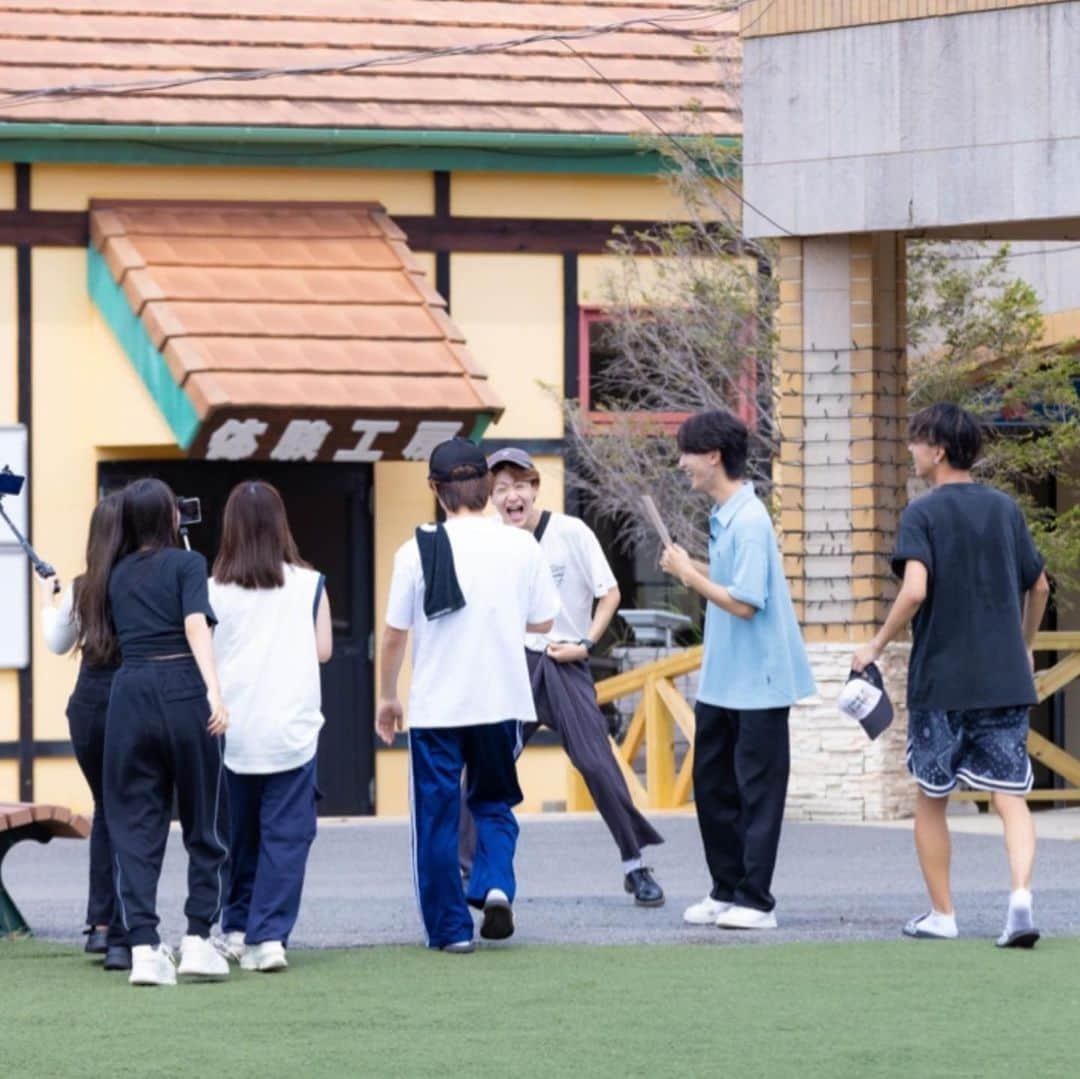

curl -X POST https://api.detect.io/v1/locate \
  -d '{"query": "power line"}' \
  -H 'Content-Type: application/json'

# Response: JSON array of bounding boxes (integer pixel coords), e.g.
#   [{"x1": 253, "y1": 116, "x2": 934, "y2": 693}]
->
[{"x1": 0, "y1": 3, "x2": 738, "y2": 109}]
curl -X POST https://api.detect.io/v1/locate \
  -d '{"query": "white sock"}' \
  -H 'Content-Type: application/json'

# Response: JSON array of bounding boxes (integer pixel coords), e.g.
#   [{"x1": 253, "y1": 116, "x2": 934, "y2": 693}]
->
[
  {"x1": 622, "y1": 857, "x2": 643, "y2": 874},
  {"x1": 918, "y1": 909, "x2": 958, "y2": 938},
  {"x1": 1005, "y1": 888, "x2": 1034, "y2": 935}
]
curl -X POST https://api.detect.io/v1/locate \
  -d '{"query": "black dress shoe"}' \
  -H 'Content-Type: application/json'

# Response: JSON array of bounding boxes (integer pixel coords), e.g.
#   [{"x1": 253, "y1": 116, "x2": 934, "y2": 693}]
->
[
  {"x1": 83, "y1": 928, "x2": 108, "y2": 955},
  {"x1": 103, "y1": 945, "x2": 132, "y2": 971},
  {"x1": 624, "y1": 867, "x2": 665, "y2": 907}
]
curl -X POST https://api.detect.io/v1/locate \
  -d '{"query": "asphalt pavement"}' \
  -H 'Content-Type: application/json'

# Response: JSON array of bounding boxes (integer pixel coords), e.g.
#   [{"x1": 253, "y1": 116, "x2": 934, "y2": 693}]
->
[{"x1": 7, "y1": 811, "x2": 1080, "y2": 949}]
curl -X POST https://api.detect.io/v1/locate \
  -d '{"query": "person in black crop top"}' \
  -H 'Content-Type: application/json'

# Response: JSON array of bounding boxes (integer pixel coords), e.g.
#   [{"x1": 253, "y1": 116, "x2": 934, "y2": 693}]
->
[{"x1": 81, "y1": 477, "x2": 231, "y2": 987}]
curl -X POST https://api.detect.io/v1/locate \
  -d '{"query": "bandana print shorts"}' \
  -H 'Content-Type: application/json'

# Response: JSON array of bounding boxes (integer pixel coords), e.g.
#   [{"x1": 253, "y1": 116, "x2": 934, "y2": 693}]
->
[{"x1": 906, "y1": 707, "x2": 1033, "y2": 798}]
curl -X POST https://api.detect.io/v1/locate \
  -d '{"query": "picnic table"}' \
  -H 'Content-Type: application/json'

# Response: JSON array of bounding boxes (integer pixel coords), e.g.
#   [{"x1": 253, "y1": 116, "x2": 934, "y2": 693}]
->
[{"x1": 0, "y1": 802, "x2": 90, "y2": 936}]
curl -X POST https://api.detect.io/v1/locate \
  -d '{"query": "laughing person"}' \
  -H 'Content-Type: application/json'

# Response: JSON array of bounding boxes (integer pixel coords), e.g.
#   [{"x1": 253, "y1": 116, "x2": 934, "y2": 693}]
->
[
  {"x1": 660, "y1": 411, "x2": 815, "y2": 930},
  {"x1": 472, "y1": 447, "x2": 666, "y2": 906}
]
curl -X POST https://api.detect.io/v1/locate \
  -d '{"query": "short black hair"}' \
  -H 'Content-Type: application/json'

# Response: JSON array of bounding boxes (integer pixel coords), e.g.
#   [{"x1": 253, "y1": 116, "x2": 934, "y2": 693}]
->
[
  {"x1": 908, "y1": 402, "x2": 983, "y2": 470},
  {"x1": 676, "y1": 410, "x2": 749, "y2": 479}
]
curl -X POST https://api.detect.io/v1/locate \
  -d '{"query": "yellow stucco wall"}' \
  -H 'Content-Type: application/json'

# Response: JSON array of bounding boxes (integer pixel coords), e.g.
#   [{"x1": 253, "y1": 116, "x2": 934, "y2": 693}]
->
[
  {"x1": 29, "y1": 248, "x2": 179, "y2": 809},
  {"x1": 451, "y1": 172, "x2": 688, "y2": 222},
  {"x1": 31, "y1": 165, "x2": 434, "y2": 214},
  {"x1": 0, "y1": 163, "x2": 13, "y2": 209},
  {"x1": 451, "y1": 254, "x2": 564, "y2": 439},
  {"x1": 0, "y1": 759, "x2": 16, "y2": 802},
  {"x1": 1, "y1": 248, "x2": 15, "y2": 424},
  {"x1": 7, "y1": 163, "x2": 686, "y2": 815}
]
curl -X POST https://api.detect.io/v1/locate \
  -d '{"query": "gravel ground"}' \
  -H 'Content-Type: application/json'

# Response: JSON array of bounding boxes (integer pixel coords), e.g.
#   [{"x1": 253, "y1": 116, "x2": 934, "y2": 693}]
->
[{"x1": 7, "y1": 811, "x2": 1080, "y2": 948}]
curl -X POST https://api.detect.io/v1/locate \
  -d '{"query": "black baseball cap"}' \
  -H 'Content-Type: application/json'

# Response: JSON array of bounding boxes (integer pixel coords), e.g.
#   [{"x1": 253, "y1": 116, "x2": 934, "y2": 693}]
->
[
  {"x1": 428, "y1": 437, "x2": 489, "y2": 483},
  {"x1": 486, "y1": 447, "x2": 537, "y2": 473},
  {"x1": 838, "y1": 662, "x2": 894, "y2": 740}
]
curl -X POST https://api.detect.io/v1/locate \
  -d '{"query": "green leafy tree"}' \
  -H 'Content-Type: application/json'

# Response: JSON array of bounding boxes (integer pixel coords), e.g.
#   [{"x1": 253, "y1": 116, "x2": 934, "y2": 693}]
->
[{"x1": 907, "y1": 242, "x2": 1080, "y2": 592}]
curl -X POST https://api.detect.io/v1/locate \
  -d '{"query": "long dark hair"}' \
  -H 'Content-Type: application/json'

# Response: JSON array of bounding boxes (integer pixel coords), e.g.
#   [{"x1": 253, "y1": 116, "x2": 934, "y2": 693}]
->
[
  {"x1": 213, "y1": 480, "x2": 309, "y2": 589},
  {"x1": 73, "y1": 493, "x2": 124, "y2": 667},
  {"x1": 77, "y1": 477, "x2": 181, "y2": 664}
]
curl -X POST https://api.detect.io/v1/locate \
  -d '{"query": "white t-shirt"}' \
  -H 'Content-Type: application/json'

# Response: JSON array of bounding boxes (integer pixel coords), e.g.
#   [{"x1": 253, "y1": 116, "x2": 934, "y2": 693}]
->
[
  {"x1": 385, "y1": 516, "x2": 560, "y2": 729},
  {"x1": 525, "y1": 512, "x2": 618, "y2": 653},
  {"x1": 210, "y1": 564, "x2": 325, "y2": 774}
]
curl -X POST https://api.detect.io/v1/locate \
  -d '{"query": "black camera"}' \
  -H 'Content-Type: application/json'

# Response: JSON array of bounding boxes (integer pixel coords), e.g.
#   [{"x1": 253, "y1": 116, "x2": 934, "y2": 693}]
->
[{"x1": 177, "y1": 497, "x2": 202, "y2": 527}]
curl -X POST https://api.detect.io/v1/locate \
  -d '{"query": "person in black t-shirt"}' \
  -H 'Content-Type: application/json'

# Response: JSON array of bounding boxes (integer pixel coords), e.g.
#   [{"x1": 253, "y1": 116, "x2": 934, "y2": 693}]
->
[
  {"x1": 853, "y1": 404, "x2": 1050, "y2": 949},
  {"x1": 81, "y1": 478, "x2": 231, "y2": 986}
]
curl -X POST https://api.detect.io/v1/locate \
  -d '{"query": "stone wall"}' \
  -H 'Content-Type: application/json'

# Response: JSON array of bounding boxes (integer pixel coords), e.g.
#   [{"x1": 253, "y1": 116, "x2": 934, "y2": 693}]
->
[{"x1": 788, "y1": 643, "x2": 914, "y2": 822}]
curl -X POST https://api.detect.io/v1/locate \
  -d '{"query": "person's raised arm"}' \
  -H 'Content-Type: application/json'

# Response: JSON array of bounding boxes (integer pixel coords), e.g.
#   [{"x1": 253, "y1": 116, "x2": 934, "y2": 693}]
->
[
  {"x1": 851, "y1": 559, "x2": 928, "y2": 672},
  {"x1": 39, "y1": 578, "x2": 78, "y2": 655},
  {"x1": 315, "y1": 589, "x2": 333, "y2": 663},
  {"x1": 184, "y1": 613, "x2": 228, "y2": 736},
  {"x1": 376, "y1": 626, "x2": 408, "y2": 745}
]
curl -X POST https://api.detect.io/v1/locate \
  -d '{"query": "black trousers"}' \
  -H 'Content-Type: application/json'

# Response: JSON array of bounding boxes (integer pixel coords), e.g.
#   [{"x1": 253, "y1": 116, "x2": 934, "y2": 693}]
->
[
  {"x1": 66, "y1": 665, "x2": 126, "y2": 947},
  {"x1": 461, "y1": 652, "x2": 663, "y2": 869},
  {"x1": 693, "y1": 702, "x2": 790, "y2": 913},
  {"x1": 103, "y1": 657, "x2": 229, "y2": 948}
]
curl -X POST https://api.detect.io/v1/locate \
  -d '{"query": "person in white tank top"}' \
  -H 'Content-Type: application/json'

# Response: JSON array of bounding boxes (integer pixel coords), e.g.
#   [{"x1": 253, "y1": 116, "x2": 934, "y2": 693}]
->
[{"x1": 209, "y1": 481, "x2": 333, "y2": 973}]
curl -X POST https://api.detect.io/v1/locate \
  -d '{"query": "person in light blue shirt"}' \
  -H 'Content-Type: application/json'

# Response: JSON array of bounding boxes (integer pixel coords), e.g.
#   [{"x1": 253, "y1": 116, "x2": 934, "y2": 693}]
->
[{"x1": 661, "y1": 410, "x2": 815, "y2": 931}]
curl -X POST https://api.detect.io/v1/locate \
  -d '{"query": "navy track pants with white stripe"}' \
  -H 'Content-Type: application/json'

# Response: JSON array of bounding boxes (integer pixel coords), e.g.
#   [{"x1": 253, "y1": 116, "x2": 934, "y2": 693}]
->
[
  {"x1": 222, "y1": 756, "x2": 318, "y2": 947},
  {"x1": 410, "y1": 721, "x2": 522, "y2": 949},
  {"x1": 103, "y1": 657, "x2": 229, "y2": 948}
]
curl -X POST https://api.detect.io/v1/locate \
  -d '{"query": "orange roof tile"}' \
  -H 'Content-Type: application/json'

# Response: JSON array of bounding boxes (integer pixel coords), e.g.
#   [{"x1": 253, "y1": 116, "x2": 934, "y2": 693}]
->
[
  {"x1": 89, "y1": 199, "x2": 503, "y2": 461},
  {"x1": 0, "y1": 1, "x2": 739, "y2": 136}
]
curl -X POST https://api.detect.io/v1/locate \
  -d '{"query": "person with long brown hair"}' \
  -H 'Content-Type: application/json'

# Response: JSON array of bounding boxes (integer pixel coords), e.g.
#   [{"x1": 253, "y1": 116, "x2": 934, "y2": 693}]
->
[
  {"x1": 209, "y1": 480, "x2": 332, "y2": 974},
  {"x1": 38, "y1": 492, "x2": 129, "y2": 971},
  {"x1": 82, "y1": 477, "x2": 231, "y2": 987}
]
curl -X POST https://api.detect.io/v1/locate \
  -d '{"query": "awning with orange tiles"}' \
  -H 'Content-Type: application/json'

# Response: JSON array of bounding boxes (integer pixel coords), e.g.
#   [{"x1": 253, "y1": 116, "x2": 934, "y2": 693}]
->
[{"x1": 88, "y1": 200, "x2": 503, "y2": 462}]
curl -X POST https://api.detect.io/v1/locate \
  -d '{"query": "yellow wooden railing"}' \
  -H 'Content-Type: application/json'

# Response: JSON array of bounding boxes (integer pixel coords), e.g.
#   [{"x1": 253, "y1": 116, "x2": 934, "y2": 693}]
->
[
  {"x1": 567, "y1": 632, "x2": 1080, "y2": 811},
  {"x1": 955, "y1": 630, "x2": 1080, "y2": 802}
]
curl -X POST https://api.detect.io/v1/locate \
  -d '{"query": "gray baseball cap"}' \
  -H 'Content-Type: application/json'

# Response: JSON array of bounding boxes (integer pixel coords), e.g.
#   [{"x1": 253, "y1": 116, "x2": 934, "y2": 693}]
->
[{"x1": 486, "y1": 447, "x2": 537, "y2": 472}]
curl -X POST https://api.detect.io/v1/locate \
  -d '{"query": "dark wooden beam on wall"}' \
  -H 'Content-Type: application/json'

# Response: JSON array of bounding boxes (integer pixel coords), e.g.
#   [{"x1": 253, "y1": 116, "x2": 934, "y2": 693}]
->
[
  {"x1": 0, "y1": 208, "x2": 725, "y2": 255},
  {"x1": 562, "y1": 252, "x2": 582, "y2": 518},
  {"x1": 15, "y1": 163, "x2": 34, "y2": 800}
]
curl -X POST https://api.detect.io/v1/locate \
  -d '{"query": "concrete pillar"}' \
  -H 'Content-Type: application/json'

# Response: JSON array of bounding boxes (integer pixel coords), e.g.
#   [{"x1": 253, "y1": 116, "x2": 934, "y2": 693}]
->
[{"x1": 777, "y1": 232, "x2": 914, "y2": 821}]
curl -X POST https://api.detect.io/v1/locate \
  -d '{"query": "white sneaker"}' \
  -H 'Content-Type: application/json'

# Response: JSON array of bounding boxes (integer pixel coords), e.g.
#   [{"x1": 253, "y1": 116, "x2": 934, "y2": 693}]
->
[
  {"x1": 213, "y1": 931, "x2": 246, "y2": 963},
  {"x1": 129, "y1": 943, "x2": 177, "y2": 987},
  {"x1": 682, "y1": 896, "x2": 732, "y2": 925},
  {"x1": 716, "y1": 905, "x2": 778, "y2": 930},
  {"x1": 177, "y1": 934, "x2": 230, "y2": 979},
  {"x1": 240, "y1": 941, "x2": 288, "y2": 972}
]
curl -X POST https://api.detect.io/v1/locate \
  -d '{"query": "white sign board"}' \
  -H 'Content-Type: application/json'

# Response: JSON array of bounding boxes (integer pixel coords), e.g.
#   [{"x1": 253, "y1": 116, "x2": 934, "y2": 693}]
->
[{"x1": 0, "y1": 425, "x2": 30, "y2": 669}]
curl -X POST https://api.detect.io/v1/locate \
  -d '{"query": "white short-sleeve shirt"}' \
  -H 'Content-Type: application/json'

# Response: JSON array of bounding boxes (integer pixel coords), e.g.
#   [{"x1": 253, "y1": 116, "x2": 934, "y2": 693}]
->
[
  {"x1": 385, "y1": 516, "x2": 560, "y2": 729},
  {"x1": 210, "y1": 564, "x2": 325, "y2": 773},
  {"x1": 525, "y1": 512, "x2": 618, "y2": 652}
]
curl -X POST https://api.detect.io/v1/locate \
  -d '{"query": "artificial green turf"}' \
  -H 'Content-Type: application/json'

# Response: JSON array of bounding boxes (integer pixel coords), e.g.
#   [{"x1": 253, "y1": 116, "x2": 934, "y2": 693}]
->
[{"x1": 3, "y1": 938, "x2": 1077, "y2": 1078}]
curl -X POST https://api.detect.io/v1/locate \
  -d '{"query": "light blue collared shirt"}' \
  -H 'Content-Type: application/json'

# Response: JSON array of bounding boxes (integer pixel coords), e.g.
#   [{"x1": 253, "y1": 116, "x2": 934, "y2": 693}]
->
[{"x1": 698, "y1": 482, "x2": 816, "y2": 711}]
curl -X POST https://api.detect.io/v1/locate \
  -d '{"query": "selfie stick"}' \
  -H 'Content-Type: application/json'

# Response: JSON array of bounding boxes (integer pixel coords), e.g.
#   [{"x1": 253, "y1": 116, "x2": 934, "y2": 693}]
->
[{"x1": 0, "y1": 467, "x2": 58, "y2": 582}]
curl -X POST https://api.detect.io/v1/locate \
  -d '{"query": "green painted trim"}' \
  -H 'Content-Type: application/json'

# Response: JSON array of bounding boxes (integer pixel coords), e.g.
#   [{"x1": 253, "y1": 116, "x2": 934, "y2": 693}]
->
[
  {"x1": 87, "y1": 246, "x2": 199, "y2": 450},
  {"x1": 0, "y1": 123, "x2": 739, "y2": 176},
  {"x1": 468, "y1": 415, "x2": 494, "y2": 442}
]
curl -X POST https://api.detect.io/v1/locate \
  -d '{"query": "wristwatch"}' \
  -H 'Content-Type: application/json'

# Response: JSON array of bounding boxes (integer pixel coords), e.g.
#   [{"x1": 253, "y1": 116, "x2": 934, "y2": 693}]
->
[{"x1": 577, "y1": 637, "x2": 596, "y2": 654}]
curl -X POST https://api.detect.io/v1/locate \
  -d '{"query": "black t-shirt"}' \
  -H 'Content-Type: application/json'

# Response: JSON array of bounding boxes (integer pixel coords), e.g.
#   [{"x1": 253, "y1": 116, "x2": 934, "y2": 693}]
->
[
  {"x1": 892, "y1": 483, "x2": 1043, "y2": 712},
  {"x1": 109, "y1": 547, "x2": 217, "y2": 661}
]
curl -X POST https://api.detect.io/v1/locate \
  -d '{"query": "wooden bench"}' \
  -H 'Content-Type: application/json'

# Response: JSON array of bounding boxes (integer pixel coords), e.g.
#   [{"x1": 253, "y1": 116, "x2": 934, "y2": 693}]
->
[{"x1": 0, "y1": 802, "x2": 91, "y2": 937}]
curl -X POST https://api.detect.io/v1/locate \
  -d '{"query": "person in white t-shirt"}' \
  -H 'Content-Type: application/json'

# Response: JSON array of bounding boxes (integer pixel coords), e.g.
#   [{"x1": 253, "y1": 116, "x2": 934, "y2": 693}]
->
[
  {"x1": 474, "y1": 447, "x2": 665, "y2": 907},
  {"x1": 209, "y1": 481, "x2": 333, "y2": 973},
  {"x1": 377, "y1": 438, "x2": 560, "y2": 953}
]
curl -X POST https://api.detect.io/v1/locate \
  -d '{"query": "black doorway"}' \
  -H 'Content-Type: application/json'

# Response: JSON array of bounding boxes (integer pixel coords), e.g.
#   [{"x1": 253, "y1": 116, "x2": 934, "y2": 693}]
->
[{"x1": 98, "y1": 460, "x2": 375, "y2": 815}]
